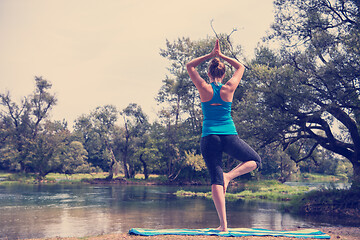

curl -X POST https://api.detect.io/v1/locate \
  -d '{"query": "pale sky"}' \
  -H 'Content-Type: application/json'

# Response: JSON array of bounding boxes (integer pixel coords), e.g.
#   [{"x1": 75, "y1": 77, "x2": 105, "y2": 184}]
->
[{"x1": 0, "y1": 0, "x2": 275, "y2": 127}]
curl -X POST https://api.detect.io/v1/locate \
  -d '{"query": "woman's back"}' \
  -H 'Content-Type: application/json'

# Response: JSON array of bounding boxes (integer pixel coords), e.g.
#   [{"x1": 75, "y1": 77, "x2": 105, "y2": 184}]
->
[{"x1": 201, "y1": 83, "x2": 237, "y2": 137}]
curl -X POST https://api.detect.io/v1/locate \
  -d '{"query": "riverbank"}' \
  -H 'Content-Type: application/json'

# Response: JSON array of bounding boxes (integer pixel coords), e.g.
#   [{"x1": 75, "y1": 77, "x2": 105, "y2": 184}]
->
[
  {"x1": 0, "y1": 171, "x2": 348, "y2": 186},
  {"x1": 27, "y1": 227, "x2": 360, "y2": 240},
  {"x1": 0, "y1": 172, "x2": 169, "y2": 185},
  {"x1": 175, "y1": 180, "x2": 309, "y2": 202}
]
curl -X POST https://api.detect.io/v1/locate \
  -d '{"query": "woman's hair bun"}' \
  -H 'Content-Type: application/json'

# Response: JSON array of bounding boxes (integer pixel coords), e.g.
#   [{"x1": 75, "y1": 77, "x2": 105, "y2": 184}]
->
[
  {"x1": 212, "y1": 58, "x2": 220, "y2": 67},
  {"x1": 209, "y1": 58, "x2": 225, "y2": 79}
]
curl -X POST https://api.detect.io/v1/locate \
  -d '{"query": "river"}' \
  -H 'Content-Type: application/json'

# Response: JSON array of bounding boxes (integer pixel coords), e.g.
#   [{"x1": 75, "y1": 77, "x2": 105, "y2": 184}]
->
[{"x1": 0, "y1": 183, "x2": 355, "y2": 239}]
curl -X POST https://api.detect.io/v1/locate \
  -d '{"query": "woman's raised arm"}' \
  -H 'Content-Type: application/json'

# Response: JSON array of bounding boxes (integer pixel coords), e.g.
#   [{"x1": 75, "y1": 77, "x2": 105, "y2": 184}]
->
[
  {"x1": 186, "y1": 40, "x2": 219, "y2": 89},
  {"x1": 219, "y1": 53, "x2": 245, "y2": 93}
]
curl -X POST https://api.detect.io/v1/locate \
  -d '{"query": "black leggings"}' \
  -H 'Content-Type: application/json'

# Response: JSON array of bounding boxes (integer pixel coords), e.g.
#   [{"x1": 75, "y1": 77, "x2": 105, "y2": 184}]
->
[{"x1": 200, "y1": 134, "x2": 261, "y2": 186}]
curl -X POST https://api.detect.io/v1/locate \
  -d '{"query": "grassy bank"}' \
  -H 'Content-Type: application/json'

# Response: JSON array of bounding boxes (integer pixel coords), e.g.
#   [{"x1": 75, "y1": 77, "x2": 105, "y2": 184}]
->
[
  {"x1": 0, "y1": 171, "x2": 167, "y2": 185},
  {"x1": 299, "y1": 172, "x2": 348, "y2": 183},
  {"x1": 285, "y1": 187, "x2": 360, "y2": 219},
  {"x1": 175, "y1": 180, "x2": 309, "y2": 202}
]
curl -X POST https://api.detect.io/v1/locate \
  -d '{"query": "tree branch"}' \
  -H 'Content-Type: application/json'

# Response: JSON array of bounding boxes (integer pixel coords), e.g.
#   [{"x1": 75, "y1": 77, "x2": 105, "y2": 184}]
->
[
  {"x1": 292, "y1": 142, "x2": 319, "y2": 163},
  {"x1": 210, "y1": 20, "x2": 250, "y2": 70}
]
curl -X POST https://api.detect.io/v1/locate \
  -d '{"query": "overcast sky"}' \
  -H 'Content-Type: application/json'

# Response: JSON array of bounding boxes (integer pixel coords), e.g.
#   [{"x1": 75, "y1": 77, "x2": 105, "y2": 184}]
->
[{"x1": 0, "y1": 0, "x2": 275, "y2": 127}]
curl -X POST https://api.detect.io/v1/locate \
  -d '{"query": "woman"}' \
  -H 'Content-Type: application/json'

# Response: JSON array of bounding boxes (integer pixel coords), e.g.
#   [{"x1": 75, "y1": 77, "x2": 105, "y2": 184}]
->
[{"x1": 186, "y1": 39, "x2": 261, "y2": 232}]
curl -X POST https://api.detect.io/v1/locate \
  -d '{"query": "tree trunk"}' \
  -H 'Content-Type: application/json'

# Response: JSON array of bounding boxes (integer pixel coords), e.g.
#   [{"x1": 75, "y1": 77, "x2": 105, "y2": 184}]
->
[
  {"x1": 122, "y1": 118, "x2": 131, "y2": 179},
  {"x1": 122, "y1": 145, "x2": 130, "y2": 179},
  {"x1": 352, "y1": 160, "x2": 360, "y2": 190},
  {"x1": 139, "y1": 154, "x2": 148, "y2": 180},
  {"x1": 107, "y1": 148, "x2": 117, "y2": 180},
  {"x1": 129, "y1": 166, "x2": 135, "y2": 179}
]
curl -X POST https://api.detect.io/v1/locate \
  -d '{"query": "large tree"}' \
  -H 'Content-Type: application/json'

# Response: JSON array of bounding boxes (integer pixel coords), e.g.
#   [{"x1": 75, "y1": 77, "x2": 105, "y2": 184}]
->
[
  {"x1": 0, "y1": 77, "x2": 91, "y2": 179},
  {"x1": 242, "y1": 0, "x2": 360, "y2": 188},
  {"x1": 27, "y1": 120, "x2": 91, "y2": 179},
  {"x1": 0, "y1": 77, "x2": 57, "y2": 172},
  {"x1": 74, "y1": 105, "x2": 119, "y2": 179},
  {"x1": 119, "y1": 103, "x2": 149, "y2": 179}
]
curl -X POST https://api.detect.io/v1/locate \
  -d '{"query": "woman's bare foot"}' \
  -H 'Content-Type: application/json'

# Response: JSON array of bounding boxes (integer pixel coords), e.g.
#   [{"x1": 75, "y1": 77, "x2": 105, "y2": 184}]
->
[
  {"x1": 223, "y1": 172, "x2": 231, "y2": 194},
  {"x1": 216, "y1": 226, "x2": 228, "y2": 232}
]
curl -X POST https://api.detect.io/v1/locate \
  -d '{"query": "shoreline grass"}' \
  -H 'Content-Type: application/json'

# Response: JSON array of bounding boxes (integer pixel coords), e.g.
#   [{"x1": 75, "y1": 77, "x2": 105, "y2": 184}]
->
[
  {"x1": 175, "y1": 180, "x2": 309, "y2": 202},
  {"x1": 0, "y1": 171, "x2": 168, "y2": 185},
  {"x1": 299, "y1": 172, "x2": 348, "y2": 183}
]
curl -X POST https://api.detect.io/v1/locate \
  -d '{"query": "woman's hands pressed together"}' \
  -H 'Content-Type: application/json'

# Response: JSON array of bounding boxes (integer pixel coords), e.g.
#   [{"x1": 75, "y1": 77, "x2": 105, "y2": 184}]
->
[{"x1": 210, "y1": 39, "x2": 221, "y2": 58}]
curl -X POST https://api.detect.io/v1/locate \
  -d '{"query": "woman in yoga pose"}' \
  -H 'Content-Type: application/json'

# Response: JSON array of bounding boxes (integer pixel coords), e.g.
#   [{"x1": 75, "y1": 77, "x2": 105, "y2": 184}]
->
[{"x1": 186, "y1": 39, "x2": 261, "y2": 232}]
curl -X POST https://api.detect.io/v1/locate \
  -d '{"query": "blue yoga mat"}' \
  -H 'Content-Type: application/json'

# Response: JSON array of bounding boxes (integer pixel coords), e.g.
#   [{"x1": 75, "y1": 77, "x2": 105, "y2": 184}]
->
[{"x1": 129, "y1": 228, "x2": 331, "y2": 239}]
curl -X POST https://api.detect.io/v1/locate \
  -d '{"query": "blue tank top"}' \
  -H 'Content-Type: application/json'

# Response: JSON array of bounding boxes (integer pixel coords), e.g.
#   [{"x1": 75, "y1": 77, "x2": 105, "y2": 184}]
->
[{"x1": 201, "y1": 82, "x2": 238, "y2": 137}]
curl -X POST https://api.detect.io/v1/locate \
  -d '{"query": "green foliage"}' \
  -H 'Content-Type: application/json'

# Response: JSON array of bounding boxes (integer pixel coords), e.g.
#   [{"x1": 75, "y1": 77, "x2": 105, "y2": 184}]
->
[
  {"x1": 300, "y1": 173, "x2": 347, "y2": 183},
  {"x1": 45, "y1": 172, "x2": 108, "y2": 183},
  {"x1": 0, "y1": 144, "x2": 21, "y2": 171},
  {"x1": 27, "y1": 121, "x2": 94, "y2": 179},
  {"x1": 175, "y1": 190, "x2": 211, "y2": 199},
  {"x1": 184, "y1": 150, "x2": 206, "y2": 172},
  {"x1": 0, "y1": 76, "x2": 57, "y2": 173},
  {"x1": 5, "y1": 172, "x2": 37, "y2": 183},
  {"x1": 119, "y1": 103, "x2": 151, "y2": 178},
  {"x1": 260, "y1": 144, "x2": 300, "y2": 182},
  {"x1": 61, "y1": 141, "x2": 92, "y2": 174},
  {"x1": 133, "y1": 136, "x2": 161, "y2": 180},
  {"x1": 286, "y1": 187, "x2": 360, "y2": 218},
  {"x1": 0, "y1": 77, "x2": 94, "y2": 180},
  {"x1": 74, "y1": 105, "x2": 119, "y2": 178}
]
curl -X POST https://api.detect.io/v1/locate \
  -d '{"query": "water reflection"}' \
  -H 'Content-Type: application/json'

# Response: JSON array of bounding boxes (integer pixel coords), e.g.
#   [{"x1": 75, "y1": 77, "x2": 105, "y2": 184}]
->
[{"x1": 0, "y1": 184, "x2": 350, "y2": 239}]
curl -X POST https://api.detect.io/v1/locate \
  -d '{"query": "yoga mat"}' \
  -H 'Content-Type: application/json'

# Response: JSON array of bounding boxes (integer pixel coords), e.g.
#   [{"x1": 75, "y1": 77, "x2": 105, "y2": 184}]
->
[{"x1": 129, "y1": 228, "x2": 331, "y2": 239}]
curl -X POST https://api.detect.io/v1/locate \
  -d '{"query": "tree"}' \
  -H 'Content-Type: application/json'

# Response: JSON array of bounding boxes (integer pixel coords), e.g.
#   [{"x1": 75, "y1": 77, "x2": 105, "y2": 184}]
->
[
  {"x1": 0, "y1": 77, "x2": 94, "y2": 179},
  {"x1": 243, "y1": 0, "x2": 360, "y2": 188},
  {"x1": 133, "y1": 131, "x2": 161, "y2": 180},
  {"x1": 61, "y1": 141, "x2": 92, "y2": 175},
  {"x1": 31, "y1": 77, "x2": 57, "y2": 137},
  {"x1": 74, "y1": 105, "x2": 119, "y2": 179},
  {"x1": 119, "y1": 103, "x2": 149, "y2": 179},
  {"x1": 0, "y1": 77, "x2": 57, "y2": 173},
  {"x1": 27, "y1": 120, "x2": 92, "y2": 179}
]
